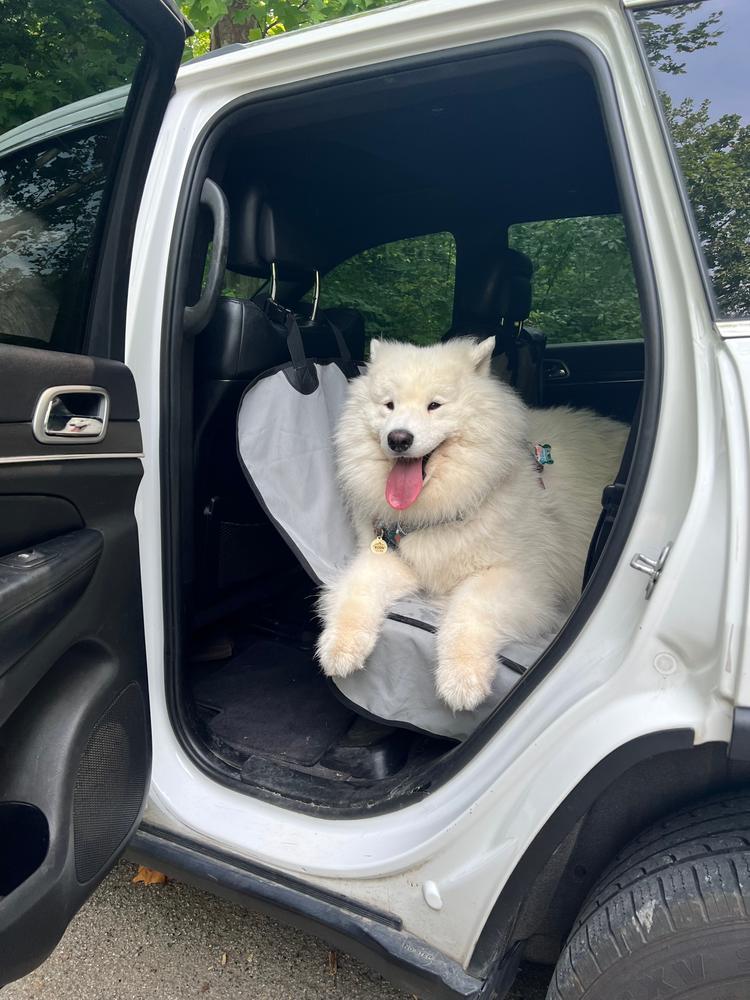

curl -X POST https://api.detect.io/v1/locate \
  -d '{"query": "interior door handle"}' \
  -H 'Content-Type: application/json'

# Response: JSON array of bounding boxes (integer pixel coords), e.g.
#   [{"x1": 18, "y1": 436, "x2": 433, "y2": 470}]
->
[
  {"x1": 32, "y1": 386, "x2": 110, "y2": 444},
  {"x1": 543, "y1": 359, "x2": 571, "y2": 381}
]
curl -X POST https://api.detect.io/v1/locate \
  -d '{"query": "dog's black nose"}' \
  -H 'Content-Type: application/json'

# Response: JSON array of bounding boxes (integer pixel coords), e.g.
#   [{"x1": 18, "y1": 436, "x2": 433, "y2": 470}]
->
[{"x1": 387, "y1": 429, "x2": 414, "y2": 453}]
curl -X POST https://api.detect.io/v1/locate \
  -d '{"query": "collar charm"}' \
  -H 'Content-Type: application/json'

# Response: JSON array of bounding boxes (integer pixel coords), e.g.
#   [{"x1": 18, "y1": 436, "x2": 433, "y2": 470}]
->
[
  {"x1": 371, "y1": 522, "x2": 407, "y2": 553},
  {"x1": 531, "y1": 442, "x2": 553, "y2": 489}
]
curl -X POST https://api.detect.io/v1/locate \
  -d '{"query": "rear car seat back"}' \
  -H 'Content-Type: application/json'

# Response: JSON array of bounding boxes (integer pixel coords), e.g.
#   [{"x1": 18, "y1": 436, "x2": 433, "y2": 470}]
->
[{"x1": 193, "y1": 192, "x2": 366, "y2": 618}]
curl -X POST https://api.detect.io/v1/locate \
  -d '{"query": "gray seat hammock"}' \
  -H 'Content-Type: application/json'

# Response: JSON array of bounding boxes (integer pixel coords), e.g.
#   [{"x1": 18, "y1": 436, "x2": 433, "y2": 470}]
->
[{"x1": 236, "y1": 308, "x2": 547, "y2": 739}]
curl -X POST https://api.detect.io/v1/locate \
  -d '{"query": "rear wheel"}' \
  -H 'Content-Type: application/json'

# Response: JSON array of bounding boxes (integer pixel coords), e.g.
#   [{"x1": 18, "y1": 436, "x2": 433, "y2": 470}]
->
[{"x1": 547, "y1": 792, "x2": 750, "y2": 1000}]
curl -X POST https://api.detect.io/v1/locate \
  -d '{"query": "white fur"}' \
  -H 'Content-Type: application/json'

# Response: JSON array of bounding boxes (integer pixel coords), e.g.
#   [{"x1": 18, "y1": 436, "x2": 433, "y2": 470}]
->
[{"x1": 317, "y1": 338, "x2": 628, "y2": 711}]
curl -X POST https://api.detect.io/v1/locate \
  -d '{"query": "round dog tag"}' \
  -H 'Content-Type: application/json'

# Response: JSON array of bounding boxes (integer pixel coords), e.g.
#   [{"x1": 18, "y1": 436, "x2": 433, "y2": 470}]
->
[{"x1": 370, "y1": 537, "x2": 388, "y2": 554}]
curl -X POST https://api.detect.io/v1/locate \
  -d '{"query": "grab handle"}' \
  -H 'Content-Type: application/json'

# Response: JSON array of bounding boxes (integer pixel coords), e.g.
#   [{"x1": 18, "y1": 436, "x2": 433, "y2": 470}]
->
[{"x1": 183, "y1": 178, "x2": 229, "y2": 336}]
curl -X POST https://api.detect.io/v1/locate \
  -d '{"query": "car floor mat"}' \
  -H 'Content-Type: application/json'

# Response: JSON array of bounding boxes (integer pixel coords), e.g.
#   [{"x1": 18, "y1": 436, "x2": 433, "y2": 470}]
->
[{"x1": 191, "y1": 638, "x2": 355, "y2": 766}]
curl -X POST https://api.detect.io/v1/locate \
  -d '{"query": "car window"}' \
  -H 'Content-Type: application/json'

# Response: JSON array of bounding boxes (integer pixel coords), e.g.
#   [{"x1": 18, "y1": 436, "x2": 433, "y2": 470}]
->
[
  {"x1": 509, "y1": 215, "x2": 642, "y2": 344},
  {"x1": 221, "y1": 270, "x2": 266, "y2": 300},
  {"x1": 633, "y1": 0, "x2": 749, "y2": 319},
  {"x1": 0, "y1": 0, "x2": 144, "y2": 352},
  {"x1": 0, "y1": 121, "x2": 126, "y2": 352},
  {"x1": 321, "y1": 233, "x2": 456, "y2": 344}
]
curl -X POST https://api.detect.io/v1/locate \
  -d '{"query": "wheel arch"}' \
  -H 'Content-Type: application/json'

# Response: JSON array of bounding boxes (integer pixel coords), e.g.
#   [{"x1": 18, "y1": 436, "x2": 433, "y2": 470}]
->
[{"x1": 470, "y1": 731, "x2": 750, "y2": 977}]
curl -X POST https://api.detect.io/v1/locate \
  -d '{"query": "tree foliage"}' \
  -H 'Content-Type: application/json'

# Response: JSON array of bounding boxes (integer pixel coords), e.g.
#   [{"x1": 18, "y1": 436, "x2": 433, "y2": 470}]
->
[
  {"x1": 633, "y1": 3, "x2": 722, "y2": 75},
  {"x1": 662, "y1": 96, "x2": 750, "y2": 317},
  {"x1": 320, "y1": 222, "x2": 643, "y2": 346},
  {"x1": 511, "y1": 217, "x2": 641, "y2": 343},
  {"x1": 182, "y1": 0, "x2": 394, "y2": 55},
  {"x1": 0, "y1": 0, "x2": 142, "y2": 134},
  {"x1": 322, "y1": 234, "x2": 456, "y2": 345},
  {"x1": 633, "y1": 5, "x2": 749, "y2": 318}
]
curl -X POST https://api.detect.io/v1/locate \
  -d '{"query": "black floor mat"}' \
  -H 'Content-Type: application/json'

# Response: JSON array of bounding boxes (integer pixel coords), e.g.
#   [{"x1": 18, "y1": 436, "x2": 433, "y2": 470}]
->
[{"x1": 192, "y1": 638, "x2": 355, "y2": 766}]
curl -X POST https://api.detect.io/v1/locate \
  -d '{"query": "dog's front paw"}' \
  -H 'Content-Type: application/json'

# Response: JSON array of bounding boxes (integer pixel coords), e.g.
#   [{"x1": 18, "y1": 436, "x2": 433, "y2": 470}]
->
[
  {"x1": 435, "y1": 647, "x2": 495, "y2": 712},
  {"x1": 316, "y1": 624, "x2": 376, "y2": 679}
]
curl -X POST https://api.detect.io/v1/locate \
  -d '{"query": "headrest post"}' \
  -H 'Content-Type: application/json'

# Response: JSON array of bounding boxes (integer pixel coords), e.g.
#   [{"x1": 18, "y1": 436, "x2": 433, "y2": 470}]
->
[
  {"x1": 270, "y1": 261, "x2": 278, "y2": 303},
  {"x1": 310, "y1": 270, "x2": 321, "y2": 323}
]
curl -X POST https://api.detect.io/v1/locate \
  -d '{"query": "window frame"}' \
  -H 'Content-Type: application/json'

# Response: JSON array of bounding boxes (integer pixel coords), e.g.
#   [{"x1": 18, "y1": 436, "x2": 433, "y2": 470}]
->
[{"x1": 160, "y1": 31, "x2": 664, "y2": 816}]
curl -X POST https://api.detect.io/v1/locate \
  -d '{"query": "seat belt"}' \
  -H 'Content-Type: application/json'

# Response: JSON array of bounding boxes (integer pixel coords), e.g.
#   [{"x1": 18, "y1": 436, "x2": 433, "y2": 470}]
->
[{"x1": 582, "y1": 391, "x2": 643, "y2": 588}]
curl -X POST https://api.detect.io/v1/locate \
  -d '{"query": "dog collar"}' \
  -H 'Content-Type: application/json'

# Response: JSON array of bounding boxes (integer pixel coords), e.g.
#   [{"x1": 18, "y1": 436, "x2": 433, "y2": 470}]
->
[{"x1": 371, "y1": 512, "x2": 466, "y2": 552}]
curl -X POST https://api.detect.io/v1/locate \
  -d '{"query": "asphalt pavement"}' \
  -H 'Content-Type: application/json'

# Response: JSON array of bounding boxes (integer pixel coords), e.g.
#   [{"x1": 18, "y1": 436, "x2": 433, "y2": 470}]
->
[{"x1": 4, "y1": 862, "x2": 551, "y2": 1000}]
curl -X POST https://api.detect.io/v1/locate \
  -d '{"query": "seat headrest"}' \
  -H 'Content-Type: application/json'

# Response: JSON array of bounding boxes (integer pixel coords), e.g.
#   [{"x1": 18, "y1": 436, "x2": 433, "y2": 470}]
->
[
  {"x1": 443, "y1": 248, "x2": 533, "y2": 342},
  {"x1": 499, "y1": 249, "x2": 533, "y2": 325},
  {"x1": 227, "y1": 187, "x2": 328, "y2": 279}
]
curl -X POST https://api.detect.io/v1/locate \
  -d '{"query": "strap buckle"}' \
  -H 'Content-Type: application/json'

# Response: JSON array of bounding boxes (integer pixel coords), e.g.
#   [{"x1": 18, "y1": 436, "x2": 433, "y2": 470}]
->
[{"x1": 601, "y1": 482, "x2": 625, "y2": 514}]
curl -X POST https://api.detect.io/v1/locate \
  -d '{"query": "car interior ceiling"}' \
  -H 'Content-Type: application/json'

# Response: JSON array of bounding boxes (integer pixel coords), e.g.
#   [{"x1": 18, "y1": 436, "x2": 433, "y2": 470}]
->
[{"x1": 174, "y1": 44, "x2": 644, "y2": 812}]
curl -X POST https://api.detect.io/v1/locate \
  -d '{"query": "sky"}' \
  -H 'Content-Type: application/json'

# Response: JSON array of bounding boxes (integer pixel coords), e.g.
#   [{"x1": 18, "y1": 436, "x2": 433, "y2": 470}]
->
[{"x1": 641, "y1": 0, "x2": 748, "y2": 122}]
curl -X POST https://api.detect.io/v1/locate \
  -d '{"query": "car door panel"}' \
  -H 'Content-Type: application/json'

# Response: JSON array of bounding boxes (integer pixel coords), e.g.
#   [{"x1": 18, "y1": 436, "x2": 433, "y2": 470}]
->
[
  {"x1": 0, "y1": 0, "x2": 188, "y2": 983},
  {"x1": 543, "y1": 340, "x2": 644, "y2": 422},
  {"x1": 0, "y1": 496, "x2": 83, "y2": 555},
  {"x1": 0, "y1": 348, "x2": 148, "y2": 985}
]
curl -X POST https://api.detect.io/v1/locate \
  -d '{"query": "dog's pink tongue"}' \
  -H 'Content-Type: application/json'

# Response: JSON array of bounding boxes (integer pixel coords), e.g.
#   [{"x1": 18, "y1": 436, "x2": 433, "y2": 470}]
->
[{"x1": 385, "y1": 458, "x2": 424, "y2": 510}]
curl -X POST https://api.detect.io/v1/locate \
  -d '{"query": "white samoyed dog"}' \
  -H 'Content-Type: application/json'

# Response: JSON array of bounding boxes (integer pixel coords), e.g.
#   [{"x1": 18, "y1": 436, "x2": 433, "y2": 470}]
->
[{"x1": 317, "y1": 336, "x2": 628, "y2": 711}]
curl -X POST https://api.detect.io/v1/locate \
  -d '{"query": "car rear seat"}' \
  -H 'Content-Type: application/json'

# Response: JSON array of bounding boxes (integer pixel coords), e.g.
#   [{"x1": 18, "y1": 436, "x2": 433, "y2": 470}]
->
[{"x1": 193, "y1": 193, "x2": 366, "y2": 618}]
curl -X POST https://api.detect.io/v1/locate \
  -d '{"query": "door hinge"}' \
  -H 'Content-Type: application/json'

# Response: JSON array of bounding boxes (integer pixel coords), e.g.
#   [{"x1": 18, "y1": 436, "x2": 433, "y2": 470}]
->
[{"x1": 630, "y1": 543, "x2": 672, "y2": 599}]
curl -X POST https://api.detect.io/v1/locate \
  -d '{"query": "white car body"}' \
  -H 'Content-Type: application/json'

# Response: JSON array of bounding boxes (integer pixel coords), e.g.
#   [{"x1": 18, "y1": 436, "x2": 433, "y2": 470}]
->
[{"x1": 120, "y1": 0, "x2": 747, "y2": 967}]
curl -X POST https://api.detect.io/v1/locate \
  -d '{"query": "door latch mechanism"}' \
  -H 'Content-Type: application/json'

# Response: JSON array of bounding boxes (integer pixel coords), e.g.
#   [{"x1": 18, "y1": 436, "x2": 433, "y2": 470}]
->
[{"x1": 630, "y1": 543, "x2": 672, "y2": 599}]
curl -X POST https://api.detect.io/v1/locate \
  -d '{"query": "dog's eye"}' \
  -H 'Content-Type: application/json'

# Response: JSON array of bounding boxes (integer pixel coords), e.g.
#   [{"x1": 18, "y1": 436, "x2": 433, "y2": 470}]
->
[
  {"x1": 384, "y1": 401, "x2": 394, "y2": 410},
  {"x1": 427, "y1": 401, "x2": 442, "y2": 411}
]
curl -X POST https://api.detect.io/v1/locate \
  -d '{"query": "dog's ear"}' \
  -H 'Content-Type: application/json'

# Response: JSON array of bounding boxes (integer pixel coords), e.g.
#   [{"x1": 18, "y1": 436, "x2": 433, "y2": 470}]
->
[
  {"x1": 369, "y1": 339, "x2": 383, "y2": 363},
  {"x1": 470, "y1": 336, "x2": 495, "y2": 375}
]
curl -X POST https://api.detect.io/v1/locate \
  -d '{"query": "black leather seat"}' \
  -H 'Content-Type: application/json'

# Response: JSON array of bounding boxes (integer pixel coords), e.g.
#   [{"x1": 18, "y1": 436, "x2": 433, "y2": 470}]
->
[
  {"x1": 192, "y1": 193, "x2": 366, "y2": 617},
  {"x1": 445, "y1": 248, "x2": 546, "y2": 406}
]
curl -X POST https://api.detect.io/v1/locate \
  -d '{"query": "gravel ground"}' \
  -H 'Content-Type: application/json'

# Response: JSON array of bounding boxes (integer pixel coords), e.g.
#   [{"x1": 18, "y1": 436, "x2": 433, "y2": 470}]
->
[{"x1": 4, "y1": 861, "x2": 551, "y2": 1000}]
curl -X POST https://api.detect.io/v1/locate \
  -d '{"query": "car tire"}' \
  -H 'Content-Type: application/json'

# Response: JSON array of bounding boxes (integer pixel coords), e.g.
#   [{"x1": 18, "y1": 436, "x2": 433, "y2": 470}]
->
[{"x1": 546, "y1": 791, "x2": 750, "y2": 1000}]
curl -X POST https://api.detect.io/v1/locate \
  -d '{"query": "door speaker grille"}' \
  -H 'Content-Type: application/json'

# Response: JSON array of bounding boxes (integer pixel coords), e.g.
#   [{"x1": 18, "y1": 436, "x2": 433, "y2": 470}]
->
[{"x1": 73, "y1": 683, "x2": 148, "y2": 883}]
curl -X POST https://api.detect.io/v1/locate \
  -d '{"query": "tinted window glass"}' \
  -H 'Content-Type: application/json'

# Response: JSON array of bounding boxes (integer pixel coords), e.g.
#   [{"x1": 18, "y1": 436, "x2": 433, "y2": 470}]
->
[
  {"x1": 633, "y1": 0, "x2": 749, "y2": 318},
  {"x1": 0, "y1": 123, "x2": 122, "y2": 350},
  {"x1": 0, "y1": 0, "x2": 143, "y2": 351},
  {"x1": 322, "y1": 233, "x2": 456, "y2": 344},
  {"x1": 221, "y1": 270, "x2": 266, "y2": 299},
  {"x1": 509, "y1": 215, "x2": 642, "y2": 343}
]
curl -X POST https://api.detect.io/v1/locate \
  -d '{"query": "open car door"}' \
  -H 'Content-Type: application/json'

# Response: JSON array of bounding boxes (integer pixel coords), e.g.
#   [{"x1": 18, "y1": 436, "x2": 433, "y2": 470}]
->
[{"x1": 0, "y1": 0, "x2": 189, "y2": 986}]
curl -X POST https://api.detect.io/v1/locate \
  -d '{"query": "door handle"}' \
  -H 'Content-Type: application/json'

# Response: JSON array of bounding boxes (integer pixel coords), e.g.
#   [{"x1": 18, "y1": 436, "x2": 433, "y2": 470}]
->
[
  {"x1": 543, "y1": 359, "x2": 571, "y2": 381},
  {"x1": 32, "y1": 386, "x2": 110, "y2": 444}
]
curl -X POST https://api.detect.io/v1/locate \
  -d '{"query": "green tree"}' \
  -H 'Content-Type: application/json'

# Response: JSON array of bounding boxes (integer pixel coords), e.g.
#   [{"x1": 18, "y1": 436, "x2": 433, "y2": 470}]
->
[
  {"x1": 662, "y1": 96, "x2": 750, "y2": 315},
  {"x1": 511, "y1": 216, "x2": 641, "y2": 344},
  {"x1": 0, "y1": 0, "x2": 142, "y2": 134},
  {"x1": 182, "y1": 0, "x2": 395, "y2": 55},
  {"x1": 322, "y1": 234, "x2": 456, "y2": 344},
  {"x1": 634, "y1": 4, "x2": 749, "y2": 317},
  {"x1": 633, "y1": 2, "x2": 722, "y2": 75}
]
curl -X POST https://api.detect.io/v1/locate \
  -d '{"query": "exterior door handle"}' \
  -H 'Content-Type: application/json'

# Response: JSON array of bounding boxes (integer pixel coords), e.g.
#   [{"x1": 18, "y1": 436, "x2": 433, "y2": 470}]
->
[{"x1": 32, "y1": 386, "x2": 110, "y2": 444}]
